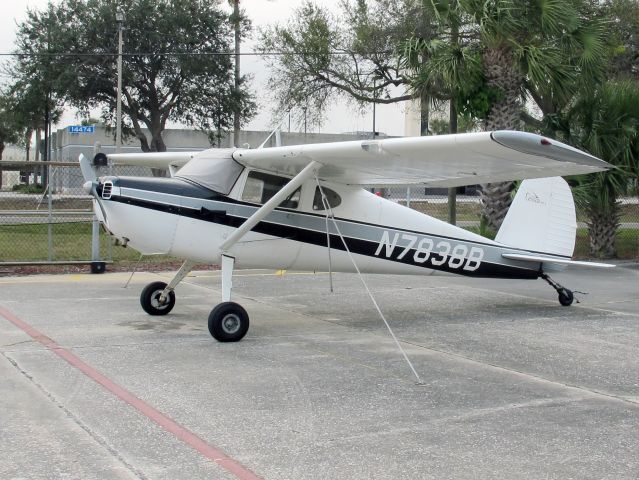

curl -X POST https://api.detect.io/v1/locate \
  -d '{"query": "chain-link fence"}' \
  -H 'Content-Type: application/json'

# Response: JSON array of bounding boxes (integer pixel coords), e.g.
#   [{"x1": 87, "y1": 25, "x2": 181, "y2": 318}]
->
[
  {"x1": 0, "y1": 163, "x2": 175, "y2": 269},
  {"x1": 1, "y1": 168, "x2": 638, "y2": 271},
  {"x1": 379, "y1": 187, "x2": 639, "y2": 259},
  {"x1": 384, "y1": 187, "x2": 639, "y2": 260}
]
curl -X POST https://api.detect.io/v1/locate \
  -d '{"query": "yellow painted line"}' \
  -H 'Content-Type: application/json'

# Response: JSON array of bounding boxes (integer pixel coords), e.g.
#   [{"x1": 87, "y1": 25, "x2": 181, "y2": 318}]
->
[
  {"x1": 183, "y1": 271, "x2": 328, "y2": 279},
  {"x1": 0, "y1": 272, "x2": 157, "y2": 285},
  {"x1": 0, "y1": 270, "x2": 327, "y2": 285}
]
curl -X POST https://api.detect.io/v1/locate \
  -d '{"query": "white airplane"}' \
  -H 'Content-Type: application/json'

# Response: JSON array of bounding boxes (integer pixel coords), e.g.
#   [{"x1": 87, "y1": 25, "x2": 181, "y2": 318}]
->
[{"x1": 80, "y1": 131, "x2": 613, "y2": 342}]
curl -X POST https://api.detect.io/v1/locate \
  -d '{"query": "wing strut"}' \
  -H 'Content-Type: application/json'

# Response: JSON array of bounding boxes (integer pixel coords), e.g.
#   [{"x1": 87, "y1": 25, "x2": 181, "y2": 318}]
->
[{"x1": 218, "y1": 160, "x2": 321, "y2": 303}]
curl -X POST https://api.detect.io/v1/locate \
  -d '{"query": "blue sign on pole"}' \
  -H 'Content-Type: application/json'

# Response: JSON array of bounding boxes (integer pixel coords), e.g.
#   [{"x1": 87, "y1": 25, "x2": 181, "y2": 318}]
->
[{"x1": 68, "y1": 125, "x2": 95, "y2": 134}]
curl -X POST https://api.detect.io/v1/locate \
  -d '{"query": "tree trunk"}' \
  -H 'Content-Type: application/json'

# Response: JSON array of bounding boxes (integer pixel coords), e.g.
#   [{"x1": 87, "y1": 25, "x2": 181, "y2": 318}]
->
[
  {"x1": 420, "y1": 94, "x2": 429, "y2": 136},
  {"x1": 35, "y1": 128, "x2": 41, "y2": 161},
  {"x1": 587, "y1": 203, "x2": 620, "y2": 258},
  {"x1": 150, "y1": 127, "x2": 168, "y2": 177},
  {"x1": 480, "y1": 45, "x2": 523, "y2": 233},
  {"x1": 448, "y1": 101, "x2": 458, "y2": 225},
  {"x1": 25, "y1": 128, "x2": 32, "y2": 162}
]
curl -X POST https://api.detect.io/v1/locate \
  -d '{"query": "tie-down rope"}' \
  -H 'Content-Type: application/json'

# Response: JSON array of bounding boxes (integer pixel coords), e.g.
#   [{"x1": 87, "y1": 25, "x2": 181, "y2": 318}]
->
[{"x1": 314, "y1": 175, "x2": 423, "y2": 384}]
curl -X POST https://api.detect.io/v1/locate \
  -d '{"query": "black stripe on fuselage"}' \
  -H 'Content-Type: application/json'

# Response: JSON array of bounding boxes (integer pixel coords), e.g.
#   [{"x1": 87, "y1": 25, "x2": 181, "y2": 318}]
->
[{"x1": 106, "y1": 186, "x2": 539, "y2": 280}]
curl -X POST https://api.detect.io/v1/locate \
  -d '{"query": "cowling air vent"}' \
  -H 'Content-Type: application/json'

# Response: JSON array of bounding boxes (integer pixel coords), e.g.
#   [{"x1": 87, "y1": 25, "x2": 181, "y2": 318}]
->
[{"x1": 101, "y1": 181, "x2": 113, "y2": 199}]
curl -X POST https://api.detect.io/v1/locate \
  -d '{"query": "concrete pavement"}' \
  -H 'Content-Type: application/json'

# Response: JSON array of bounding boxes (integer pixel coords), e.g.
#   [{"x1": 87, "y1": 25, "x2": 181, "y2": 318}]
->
[{"x1": 1, "y1": 265, "x2": 638, "y2": 479}]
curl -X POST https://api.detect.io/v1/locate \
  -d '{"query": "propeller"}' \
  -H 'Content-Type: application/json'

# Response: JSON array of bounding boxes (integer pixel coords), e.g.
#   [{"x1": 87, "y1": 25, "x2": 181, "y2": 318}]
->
[{"x1": 79, "y1": 153, "x2": 108, "y2": 222}]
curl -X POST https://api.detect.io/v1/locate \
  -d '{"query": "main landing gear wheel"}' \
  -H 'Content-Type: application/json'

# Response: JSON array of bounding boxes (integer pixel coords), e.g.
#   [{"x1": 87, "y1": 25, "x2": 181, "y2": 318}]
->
[
  {"x1": 140, "y1": 281, "x2": 175, "y2": 316},
  {"x1": 558, "y1": 288, "x2": 574, "y2": 307},
  {"x1": 208, "y1": 302, "x2": 249, "y2": 342}
]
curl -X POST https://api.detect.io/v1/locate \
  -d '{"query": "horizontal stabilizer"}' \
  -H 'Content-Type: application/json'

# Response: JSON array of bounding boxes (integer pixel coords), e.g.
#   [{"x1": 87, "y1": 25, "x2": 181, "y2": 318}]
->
[{"x1": 502, "y1": 253, "x2": 615, "y2": 268}]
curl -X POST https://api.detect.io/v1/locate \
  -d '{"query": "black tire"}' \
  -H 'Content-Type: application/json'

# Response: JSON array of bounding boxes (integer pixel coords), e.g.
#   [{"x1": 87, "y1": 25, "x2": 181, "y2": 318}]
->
[
  {"x1": 140, "y1": 281, "x2": 175, "y2": 316},
  {"x1": 90, "y1": 261, "x2": 106, "y2": 274},
  {"x1": 208, "y1": 302, "x2": 249, "y2": 342},
  {"x1": 558, "y1": 289, "x2": 574, "y2": 307}
]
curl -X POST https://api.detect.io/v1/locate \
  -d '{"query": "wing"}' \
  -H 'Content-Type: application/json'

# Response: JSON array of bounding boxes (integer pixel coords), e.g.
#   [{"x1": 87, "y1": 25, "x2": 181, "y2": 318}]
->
[
  {"x1": 232, "y1": 131, "x2": 611, "y2": 187},
  {"x1": 105, "y1": 151, "x2": 197, "y2": 169}
]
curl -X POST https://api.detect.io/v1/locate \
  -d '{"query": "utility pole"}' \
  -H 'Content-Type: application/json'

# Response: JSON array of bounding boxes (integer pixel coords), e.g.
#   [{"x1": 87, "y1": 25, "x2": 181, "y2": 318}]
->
[
  {"x1": 447, "y1": 6, "x2": 460, "y2": 226},
  {"x1": 232, "y1": 0, "x2": 241, "y2": 147},
  {"x1": 372, "y1": 80, "x2": 377, "y2": 139},
  {"x1": 303, "y1": 107, "x2": 307, "y2": 135},
  {"x1": 115, "y1": 9, "x2": 125, "y2": 153}
]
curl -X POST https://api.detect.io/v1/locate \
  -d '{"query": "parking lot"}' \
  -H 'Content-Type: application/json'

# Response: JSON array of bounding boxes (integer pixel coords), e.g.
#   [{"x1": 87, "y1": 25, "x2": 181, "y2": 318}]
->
[{"x1": 1, "y1": 265, "x2": 638, "y2": 479}]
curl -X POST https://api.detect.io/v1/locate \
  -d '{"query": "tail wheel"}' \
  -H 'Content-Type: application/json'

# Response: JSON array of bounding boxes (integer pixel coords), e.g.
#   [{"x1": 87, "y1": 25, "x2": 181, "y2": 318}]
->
[
  {"x1": 558, "y1": 289, "x2": 574, "y2": 307},
  {"x1": 140, "y1": 281, "x2": 175, "y2": 315},
  {"x1": 208, "y1": 302, "x2": 249, "y2": 342}
]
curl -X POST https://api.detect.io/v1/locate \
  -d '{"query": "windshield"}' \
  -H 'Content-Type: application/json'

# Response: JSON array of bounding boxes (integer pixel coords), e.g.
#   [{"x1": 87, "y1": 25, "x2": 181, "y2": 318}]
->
[{"x1": 175, "y1": 149, "x2": 243, "y2": 195}]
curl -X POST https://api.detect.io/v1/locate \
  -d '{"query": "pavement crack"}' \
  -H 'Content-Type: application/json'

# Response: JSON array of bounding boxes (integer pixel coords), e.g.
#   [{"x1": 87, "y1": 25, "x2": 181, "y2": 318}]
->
[
  {"x1": 1, "y1": 351, "x2": 149, "y2": 480},
  {"x1": 400, "y1": 339, "x2": 639, "y2": 408},
  {"x1": 1, "y1": 339, "x2": 34, "y2": 348}
]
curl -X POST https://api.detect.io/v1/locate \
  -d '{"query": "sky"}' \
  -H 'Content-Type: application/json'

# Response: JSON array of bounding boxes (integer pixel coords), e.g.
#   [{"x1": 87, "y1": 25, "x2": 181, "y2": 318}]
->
[{"x1": 0, "y1": 0, "x2": 409, "y2": 137}]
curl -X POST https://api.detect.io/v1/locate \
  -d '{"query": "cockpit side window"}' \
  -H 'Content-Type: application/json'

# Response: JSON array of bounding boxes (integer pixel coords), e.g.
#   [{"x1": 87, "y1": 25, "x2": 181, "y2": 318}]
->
[
  {"x1": 242, "y1": 170, "x2": 301, "y2": 208},
  {"x1": 313, "y1": 186, "x2": 342, "y2": 211}
]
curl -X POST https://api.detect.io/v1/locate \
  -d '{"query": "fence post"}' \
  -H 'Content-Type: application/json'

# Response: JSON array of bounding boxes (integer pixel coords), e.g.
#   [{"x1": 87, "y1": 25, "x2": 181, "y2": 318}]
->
[
  {"x1": 448, "y1": 187, "x2": 457, "y2": 225},
  {"x1": 91, "y1": 214, "x2": 100, "y2": 262},
  {"x1": 406, "y1": 187, "x2": 411, "y2": 209},
  {"x1": 47, "y1": 165, "x2": 53, "y2": 261}
]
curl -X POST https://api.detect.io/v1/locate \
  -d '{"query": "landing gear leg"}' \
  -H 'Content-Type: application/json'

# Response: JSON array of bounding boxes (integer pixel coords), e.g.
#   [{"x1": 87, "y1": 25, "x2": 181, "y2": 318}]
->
[
  {"x1": 208, "y1": 255, "x2": 249, "y2": 342},
  {"x1": 140, "y1": 260, "x2": 196, "y2": 315},
  {"x1": 541, "y1": 272, "x2": 575, "y2": 307}
]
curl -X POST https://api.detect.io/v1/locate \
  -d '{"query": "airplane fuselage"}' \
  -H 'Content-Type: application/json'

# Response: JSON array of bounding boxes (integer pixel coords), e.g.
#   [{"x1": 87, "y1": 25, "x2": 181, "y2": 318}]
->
[{"x1": 95, "y1": 170, "x2": 543, "y2": 280}]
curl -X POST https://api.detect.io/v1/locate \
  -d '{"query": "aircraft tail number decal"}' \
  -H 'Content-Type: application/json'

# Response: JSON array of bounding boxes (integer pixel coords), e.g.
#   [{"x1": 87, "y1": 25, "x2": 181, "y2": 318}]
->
[{"x1": 374, "y1": 231, "x2": 484, "y2": 271}]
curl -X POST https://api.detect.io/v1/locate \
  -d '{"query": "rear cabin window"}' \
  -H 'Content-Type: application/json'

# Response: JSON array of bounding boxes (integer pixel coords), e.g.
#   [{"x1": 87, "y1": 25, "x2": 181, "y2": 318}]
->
[
  {"x1": 313, "y1": 186, "x2": 342, "y2": 211},
  {"x1": 242, "y1": 171, "x2": 301, "y2": 208}
]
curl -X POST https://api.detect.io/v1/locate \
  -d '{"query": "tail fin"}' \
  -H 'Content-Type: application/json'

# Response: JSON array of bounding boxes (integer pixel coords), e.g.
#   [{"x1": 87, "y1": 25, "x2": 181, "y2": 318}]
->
[{"x1": 495, "y1": 177, "x2": 576, "y2": 257}]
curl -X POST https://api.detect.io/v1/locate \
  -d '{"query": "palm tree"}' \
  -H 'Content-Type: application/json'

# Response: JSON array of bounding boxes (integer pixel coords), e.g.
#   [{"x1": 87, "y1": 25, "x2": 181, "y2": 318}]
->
[
  {"x1": 558, "y1": 81, "x2": 639, "y2": 257},
  {"x1": 459, "y1": 0, "x2": 607, "y2": 232},
  {"x1": 401, "y1": 0, "x2": 606, "y2": 231}
]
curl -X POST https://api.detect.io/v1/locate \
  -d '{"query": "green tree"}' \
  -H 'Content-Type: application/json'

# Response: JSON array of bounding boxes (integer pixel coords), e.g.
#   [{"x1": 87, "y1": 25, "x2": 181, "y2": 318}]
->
[
  {"x1": 0, "y1": 93, "x2": 21, "y2": 161},
  {"x1": 6, "y1": 2, "x2": 67, "y2": 163},
  {"x1": 455, "y1": 0, "x2": 608, "y2": 232},
  {"x1": 556, "y1": 81, "x2": 639, "y2": 258},
  {"x1": 259, "y1": 0, "x2": 436, "y2": 131},
  {"x1": 12, "y1": 0, "x2": 255, "y2": 153},
  {"x1": 601, "y1": 0, "x2": 639, "y2": 80},
  {"x1": 0, "y1": 92, "x2": 23, "y2": 189}
]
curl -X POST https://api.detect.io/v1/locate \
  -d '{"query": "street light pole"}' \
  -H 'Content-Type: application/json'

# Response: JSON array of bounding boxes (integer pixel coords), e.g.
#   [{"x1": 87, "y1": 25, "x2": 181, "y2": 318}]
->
[{"x1": 115, "y1": 9, "x2": 124, "y2": 153}]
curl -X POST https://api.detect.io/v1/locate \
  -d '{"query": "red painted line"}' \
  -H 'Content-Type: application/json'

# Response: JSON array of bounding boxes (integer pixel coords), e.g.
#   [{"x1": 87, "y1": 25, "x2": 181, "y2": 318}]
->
[{"x1": 0, "y1": 306, "x2": 262, "y2": 480}]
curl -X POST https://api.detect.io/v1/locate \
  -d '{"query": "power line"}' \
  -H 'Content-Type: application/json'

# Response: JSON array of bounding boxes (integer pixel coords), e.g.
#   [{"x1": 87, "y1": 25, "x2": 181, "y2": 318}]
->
[{"x1": 0, "y1": 50, "x2": 393, "y2": 57}]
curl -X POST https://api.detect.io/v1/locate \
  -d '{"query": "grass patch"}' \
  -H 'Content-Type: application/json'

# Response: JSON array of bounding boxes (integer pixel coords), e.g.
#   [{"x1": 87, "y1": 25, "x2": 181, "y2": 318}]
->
[
  {"x1": 0, "y1": 222, "x2": 175, "y2": 263},
  {"x1": 11, "y1": 184, "x2": 45, "y2": 194},
  {"x1": 0, "y1": 198, "x2": 92, "y2": 210}
]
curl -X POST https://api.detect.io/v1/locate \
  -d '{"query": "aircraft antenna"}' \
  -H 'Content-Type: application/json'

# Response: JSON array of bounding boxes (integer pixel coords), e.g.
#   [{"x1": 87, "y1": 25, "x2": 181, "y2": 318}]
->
[
  {"x1": 314, "y1": 175, "x2": 424, "y2": 385},
  {"x1": 257, "y1": 116, "x2": 288, "y2": 149}
]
